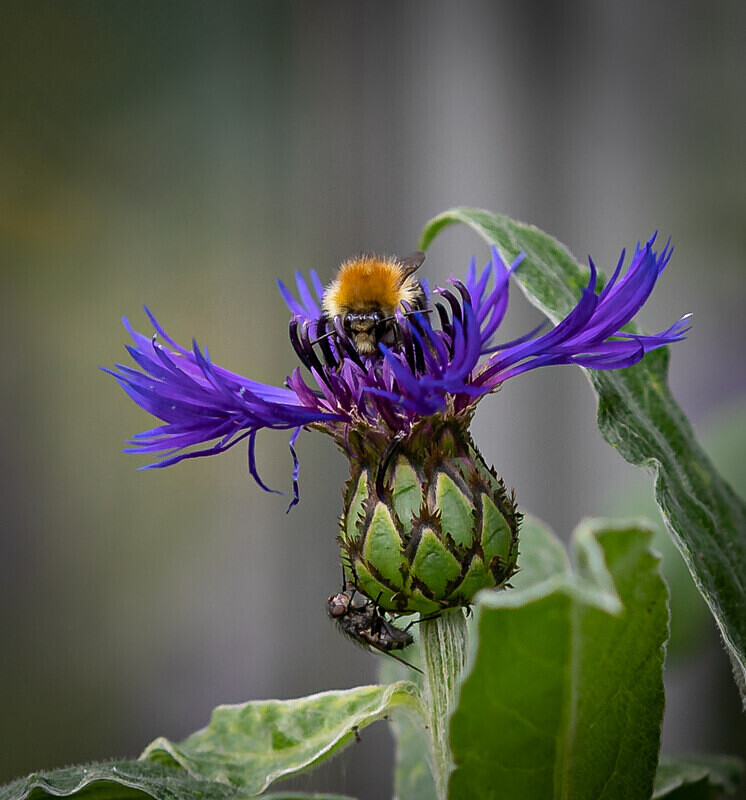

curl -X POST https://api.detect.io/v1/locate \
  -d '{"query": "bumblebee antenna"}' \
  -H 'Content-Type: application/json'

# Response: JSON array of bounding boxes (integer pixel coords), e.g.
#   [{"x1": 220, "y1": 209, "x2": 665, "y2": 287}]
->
[
  {"x1": 310, "y1": 307, "x2": 432, "y2": 347},
  {"x1": 310, "y1": 327, "x2": 338, "y2": 346},
  {"x1": 377, "y1": 307, "x2": 433, "y2": 325}
]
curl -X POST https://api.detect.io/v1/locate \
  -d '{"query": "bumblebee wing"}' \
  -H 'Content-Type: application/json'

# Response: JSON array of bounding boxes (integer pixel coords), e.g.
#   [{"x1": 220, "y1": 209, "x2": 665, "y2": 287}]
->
[{"x1": 398, "y1": 251, "x2": 425, "y2": 279}]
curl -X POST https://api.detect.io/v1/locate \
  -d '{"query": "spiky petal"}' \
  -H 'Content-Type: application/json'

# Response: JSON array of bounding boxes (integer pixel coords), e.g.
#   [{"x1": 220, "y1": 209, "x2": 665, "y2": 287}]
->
[{"x1": 108, "y1": 235, "x2": 689, "y2": 507}]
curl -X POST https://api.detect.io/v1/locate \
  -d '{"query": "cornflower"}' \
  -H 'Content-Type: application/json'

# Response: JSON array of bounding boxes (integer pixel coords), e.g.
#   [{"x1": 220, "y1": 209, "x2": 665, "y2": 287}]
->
[{"x1": 107, "y1": 235, "x2": 689, "y2": 613}]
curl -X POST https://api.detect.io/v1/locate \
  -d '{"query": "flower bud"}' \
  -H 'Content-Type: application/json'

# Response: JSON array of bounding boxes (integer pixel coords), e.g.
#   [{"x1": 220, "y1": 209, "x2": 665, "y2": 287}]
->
[{"x1": 339, "y1": 416, "x2": 521, "y2": 614}]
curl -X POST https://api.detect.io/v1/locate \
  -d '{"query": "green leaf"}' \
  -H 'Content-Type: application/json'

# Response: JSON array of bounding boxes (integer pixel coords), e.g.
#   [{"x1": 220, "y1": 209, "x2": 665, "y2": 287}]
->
[
  {"x1": 653, "y1": 753, "x2": 744, "y2": 798},
  {"x1": 378, "y1": 513, "x2": 566, "y2": 800},
  {"x1": 509, "y1": 512, "x2": 569, "y2": 589},
  {"x1": 607, "y1": 400, "x2": 746, "y2": 658},
  {"x1": 387, "y1": 705, "x2": 437, "y2": 800},
  {"x1": 420, "y1": 207, "x2": 746, "y2": 699},
  {"x1": 0, "y1": 761, "x2": 238, "y2": 800},
  {"x1": 377, "y1": 634, "x2": 435, "y2": 800},
  {"x1": 448, "y1": 519, "x2": 668, "y2": 800},
  {"x1": 141, "y1": 683, "x2": 421, "y2": 797},
  {"x1": 0, "y1": 760, "x2": 359, "y2": 800}
]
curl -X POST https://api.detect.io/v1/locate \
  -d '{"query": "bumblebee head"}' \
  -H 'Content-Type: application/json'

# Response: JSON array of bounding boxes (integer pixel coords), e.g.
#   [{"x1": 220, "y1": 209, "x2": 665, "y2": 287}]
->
[
  {"x1": 341, "y1": 308, "x2": 387, "y2": 355},
  {"x1": 322, "y1": 252, "x2": 426, "y2": 355}
]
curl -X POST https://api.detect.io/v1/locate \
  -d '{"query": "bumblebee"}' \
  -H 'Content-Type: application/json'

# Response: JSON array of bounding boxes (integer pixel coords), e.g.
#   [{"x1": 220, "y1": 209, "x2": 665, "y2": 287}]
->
[
  {"x1": 327, "y1": 580, "x2": 421, "y2": 673},
  {"x1": 321, "y1": 251, "x2": 427, "y2": 355}
]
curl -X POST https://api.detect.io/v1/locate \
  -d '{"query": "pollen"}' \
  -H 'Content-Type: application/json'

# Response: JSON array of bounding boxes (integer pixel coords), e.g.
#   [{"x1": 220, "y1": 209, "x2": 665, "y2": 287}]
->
[{"x1": 323, "y1": 255, "x2": 419, "y2": 318}]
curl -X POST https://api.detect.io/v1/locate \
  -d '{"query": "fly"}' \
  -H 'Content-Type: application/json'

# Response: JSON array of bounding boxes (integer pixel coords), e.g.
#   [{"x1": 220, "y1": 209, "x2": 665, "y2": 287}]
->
[{"x1": 327, "y1": 580, "x2": 422, "y2": 674}]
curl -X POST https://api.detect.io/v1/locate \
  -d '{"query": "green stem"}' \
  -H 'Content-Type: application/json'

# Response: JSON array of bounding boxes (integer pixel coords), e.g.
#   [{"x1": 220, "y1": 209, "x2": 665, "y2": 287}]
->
[{"x1": 420, "y1": 608, "x2": 469, "y2": 800}]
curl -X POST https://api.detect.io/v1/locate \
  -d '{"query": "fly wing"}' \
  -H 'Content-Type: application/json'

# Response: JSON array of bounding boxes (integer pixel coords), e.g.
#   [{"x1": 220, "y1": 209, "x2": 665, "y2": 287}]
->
[
  {"x1": 335, "y1": 607, "x2": 423, "y2": 674},
  {"x1": 335, "y1": 610, "x2": 374, "y2": 652}
]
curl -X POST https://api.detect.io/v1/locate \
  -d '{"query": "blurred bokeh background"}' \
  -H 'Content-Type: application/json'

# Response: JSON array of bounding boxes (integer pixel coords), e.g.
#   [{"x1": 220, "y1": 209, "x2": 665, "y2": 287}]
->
[{"x1": 2, "y1": 2, "x2": 745, "y2": 797}]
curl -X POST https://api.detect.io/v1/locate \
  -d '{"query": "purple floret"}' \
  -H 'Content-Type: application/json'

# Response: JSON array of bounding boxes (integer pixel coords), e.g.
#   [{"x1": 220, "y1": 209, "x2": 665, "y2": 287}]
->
[{"x1": 108, "y1": 235, "x2": 689, "y2": 506}]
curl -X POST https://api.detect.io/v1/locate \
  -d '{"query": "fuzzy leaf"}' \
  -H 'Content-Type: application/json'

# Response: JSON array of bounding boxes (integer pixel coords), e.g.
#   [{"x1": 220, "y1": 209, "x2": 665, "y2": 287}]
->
[
  {"x1": 448, "y1": 519, "x2": 668, "y2": 800},
  {"x1": 0, "y1": 761, "x2": 238, "y2": 800},
  {"x1": 380, "y1": 513, "x2": 566, "y2": 800},
  {"x1": 509, "y1": 512, "x2": 569, "y2": 589},
  {"x1": 653, "y1": 753, "x2": 744, "y2": 798},
  {"x1": 607, "y1": 401, "x2": 746, "y2": 658},
  {"x1": 387, "y1": 707, "x2": 437, "y2": 800},
  {"x1": 0, "y1": 760, "x2": 358, "y2": 800},
  {"x1": 420, "y1": 207, "x2": 746, "y2": 700},
  {"x1": 377, "y1": 638, "x2": 435, "y2": 800},
  {"x1": 141, "y1": 683, "x2": 420, "y2": 797}
]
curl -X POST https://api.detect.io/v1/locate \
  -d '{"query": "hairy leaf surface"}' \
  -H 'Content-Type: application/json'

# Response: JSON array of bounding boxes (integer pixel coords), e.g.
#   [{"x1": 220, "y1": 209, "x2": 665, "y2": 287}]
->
[
  {"x1": 448, "y1": 519, "x2": 668, "y2": 799},
  {"x1": 0, "y1": 761, "x2": 237, "y2": 800},
  {"x1": 653, "y1": 753, "x2": 744, "y2": 798},
  {"x1": 141, "y1": 683, "x2": 420, "y2": 797},
  {"x1": 421, "y1": 208, "x2": 746, "y2": 699}
]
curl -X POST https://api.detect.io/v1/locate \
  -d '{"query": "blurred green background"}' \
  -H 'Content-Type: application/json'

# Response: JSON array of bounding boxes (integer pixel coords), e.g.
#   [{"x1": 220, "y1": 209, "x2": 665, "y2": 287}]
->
[{"x1": 1, "y1": 2, "x2": 744, "y2": 798}]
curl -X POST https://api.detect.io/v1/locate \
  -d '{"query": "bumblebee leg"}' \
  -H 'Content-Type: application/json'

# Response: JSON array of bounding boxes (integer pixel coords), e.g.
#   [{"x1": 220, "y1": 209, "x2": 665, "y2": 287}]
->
[
  {"x1": 313, "y1": 314, "x2": 339, "y2": 368},
  {"x1": 375, "y1": 431, "x2": 406, "y2": 501}
]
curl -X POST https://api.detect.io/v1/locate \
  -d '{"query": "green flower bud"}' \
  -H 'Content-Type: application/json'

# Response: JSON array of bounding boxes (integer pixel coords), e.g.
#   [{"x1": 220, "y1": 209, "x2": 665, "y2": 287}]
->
[{"x1": 339, "y1": 415, "x2": 521, "y2": 614}]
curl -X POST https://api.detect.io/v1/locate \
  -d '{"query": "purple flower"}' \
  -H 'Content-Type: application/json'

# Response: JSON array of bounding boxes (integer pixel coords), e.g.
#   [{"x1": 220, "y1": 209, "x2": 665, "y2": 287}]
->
[{"x1": 107, "y1": 235, "x2": 690, "y2": 508}]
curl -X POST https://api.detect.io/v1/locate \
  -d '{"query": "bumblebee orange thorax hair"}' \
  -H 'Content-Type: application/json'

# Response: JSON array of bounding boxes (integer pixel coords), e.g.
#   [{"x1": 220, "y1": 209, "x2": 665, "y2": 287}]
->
[{"x1": 323, "y1": 255, "x2": 420, "y2": 318}]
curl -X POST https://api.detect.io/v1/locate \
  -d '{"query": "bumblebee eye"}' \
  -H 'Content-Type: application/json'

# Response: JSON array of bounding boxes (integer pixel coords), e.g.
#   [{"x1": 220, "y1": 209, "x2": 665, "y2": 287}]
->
[{"x1": 342, "y1": 312, "x2": 357, "y2": 329}]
